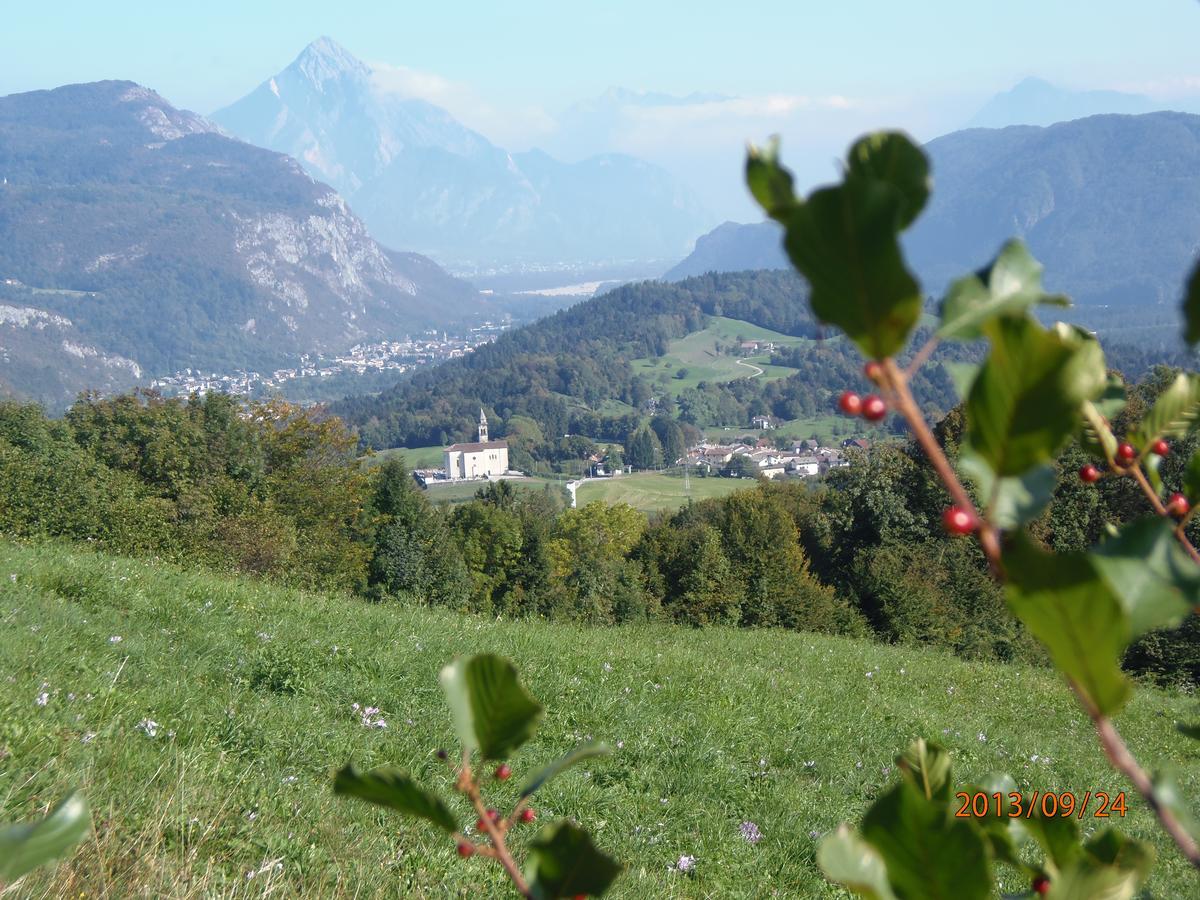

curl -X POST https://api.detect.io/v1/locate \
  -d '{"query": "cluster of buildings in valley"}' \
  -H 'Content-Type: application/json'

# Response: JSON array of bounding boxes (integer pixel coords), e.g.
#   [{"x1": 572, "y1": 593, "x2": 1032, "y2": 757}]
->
[
  {"x1": 150, "y1": 324, "x2": 508, "y2": 398},
  {"x1": 682, "y1": 438, "x2": 858, "y2": 480},
  {"x1": 418, "y1": 416, "x2": 864, "y2": 487}
]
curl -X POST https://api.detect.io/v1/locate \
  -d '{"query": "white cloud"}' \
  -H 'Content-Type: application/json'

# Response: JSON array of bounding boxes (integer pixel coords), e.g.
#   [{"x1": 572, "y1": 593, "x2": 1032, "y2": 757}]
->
[{"x1": 368, "y1": 61, "x2": 555, "y2": 146}]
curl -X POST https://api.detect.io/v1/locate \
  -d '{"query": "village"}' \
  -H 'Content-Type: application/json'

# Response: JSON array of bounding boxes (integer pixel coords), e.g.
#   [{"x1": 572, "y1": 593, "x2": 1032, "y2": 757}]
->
[{"x1": 150, "y1": 323, "x2": 509, "y2": 398}]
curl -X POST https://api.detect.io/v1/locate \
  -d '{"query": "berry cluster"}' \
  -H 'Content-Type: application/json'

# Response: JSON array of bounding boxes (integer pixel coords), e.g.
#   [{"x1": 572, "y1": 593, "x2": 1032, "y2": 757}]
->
[
  {"x1": 838, "y1": 364, "x2": 889, "y2": 422},
  {"x1": 1078, "y1": 440, "x2": 1191, "y2": 518}
]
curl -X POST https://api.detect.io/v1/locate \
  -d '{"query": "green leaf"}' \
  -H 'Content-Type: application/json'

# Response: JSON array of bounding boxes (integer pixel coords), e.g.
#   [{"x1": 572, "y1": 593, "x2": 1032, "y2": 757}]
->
[
  {"x1": 1004, "y1": 534, "x2": 1132, "y2": 715},
  {"x1": 817, "y1": 825, "x2": 898, "y2": 899},
  {"x1": 937, "y1": 241, "x2": 1070, "y2": 341},
  {"x1": 945, "y1": 362, "x2": 980, "y2": 402},
  {"x1": 1021, "y1": 801, "x2": 1082, "y2": 872},
  {"x1": 959, "y1": 450, "x2": 1056, "y2": 529},
  {"x1": 1129, "y1": 372, "x2": 1200, "y2": 453},
  {"x1": 521, "y1": 742, "x2": 610, "y2": 799},
  {"x1": 747, "y1": 133, "x2": 928, "y2": 359},
  {"x1": 1184, "y1": 450, "x2": 1200, "y2": 504},
  {"x1": 525, "y1": 820, "x2": 622, "y2": 899},
  {"x1": 1080, "y1": 377, "x2": 1125, "y2": 461},
  {"x1": 967, "y1": 775, "x2": 1029, "y2": 869},
  {"x1": 1151, "y1": 770, "x2": 1200, "y2": 842},
  {"x1": 1050, "y1": 830, "x2": 1154, "y2": 900},
  {"x1": 0, "y1": 791, "x2": 91, "y2": 883},
  {"x1": 895, "y1": 738, "x2": 952, "y2": 802},
  {"x1": 332, "y1": 765, "x2": 457, "y2": 833},
  {"x1": 1184, "y1": 257, "x2": 1200, "y2": 346},
  {"x1": 844, "y1": 131, "x2": 931, "y2": 229},
  {"x1": 1090, "y1": 517, "x2": 1200, "y2": 638},
  {"x1": 746, "y1": 138, "x2": 798, "y2": 220},
  {"x1": 966, "y1": 318, "x2": 1106, "y2": 477},
  {"x1": 440, "y1": 654, "x2": 543, "y2": 760},
  {"x1": 860, "y1": 782, "x2": 991, "y2": 900}
]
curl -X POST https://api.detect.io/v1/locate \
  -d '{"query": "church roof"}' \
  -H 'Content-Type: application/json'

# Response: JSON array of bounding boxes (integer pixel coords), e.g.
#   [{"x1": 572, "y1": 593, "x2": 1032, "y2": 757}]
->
[{"x1": 445, "y1": 440, "x2": 508, "y2": 452}]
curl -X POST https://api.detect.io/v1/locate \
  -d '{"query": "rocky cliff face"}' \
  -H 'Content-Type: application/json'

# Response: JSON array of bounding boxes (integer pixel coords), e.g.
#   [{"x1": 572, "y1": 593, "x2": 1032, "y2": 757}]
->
[
  {"x1": 214, "y1": 38, "x2": 714, "y2": 269},
  {"x1": 0, "y1": 79, "x2": 480, "y2": 400}
]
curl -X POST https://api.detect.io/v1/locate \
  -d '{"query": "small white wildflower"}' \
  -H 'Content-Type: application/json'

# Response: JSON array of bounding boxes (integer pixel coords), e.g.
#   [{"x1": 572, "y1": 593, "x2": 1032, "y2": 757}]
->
[
  {"x1": 616, "y1": 740, "x2": 625, "y2": 749},
  {"x1": 977, "y1": 732, "x2": 987, "y2": 743},
  {"x1": 602, "y1": 662, "x2": 613, "y2": 672},
  {"x1": 804, "y1": 760, "x2": 816, "y2": 768},
  {"x1": 109, "y1": 635, "x2": 122, "y2": 644},
  {"x1": 8, "y1": 574, "x2": 16, "y2": 582},
  {"x1": 865, "y1": 671, "x2": 873, "y2": 678},
  {"x1": 256, "y1": 632, "x2": 271, "y2": 641},
  {"x1": 660, "y1": 797, "x2": 669, "y2": 805},
  {"x1": 739, "y1": 821, "x2": 763, "y2": 844},
  {"x1": 674, "y1": 854, "x2": 697, "y2": 873},
  {"x1": 35, "y1": 692, "x2": 49, "y2": 707},
  {"x1": 81, "y1": 732, "x2": 96, "y2": 743},
  {"x1": 947, "y1": 685, "x2": 956, "y2": 695},
  {"x1": 282, "y1": 775, "x2": 298, "y2": 784},
  {"x1": 137, "y1": 718, "x2": 160, "y2": 737},
  {"x1": 1030, "y1": 755, "x2": 1040, "y2": 763}
]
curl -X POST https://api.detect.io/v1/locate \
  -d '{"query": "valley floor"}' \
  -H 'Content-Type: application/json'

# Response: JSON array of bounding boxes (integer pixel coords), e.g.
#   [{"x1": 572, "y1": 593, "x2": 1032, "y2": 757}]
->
[{"x1": 2, "y1": 541, "x2": 1198, "y2": 897}]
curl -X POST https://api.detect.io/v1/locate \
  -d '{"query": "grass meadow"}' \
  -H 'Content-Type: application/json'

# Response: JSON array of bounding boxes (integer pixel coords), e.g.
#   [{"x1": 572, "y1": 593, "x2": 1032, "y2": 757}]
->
[
  {"x1": 3, "y1": 541, "x2": 1199, "y2": 897},
  {"x1": 576, "y1": 472, "x2": 753, "y2": 514}
]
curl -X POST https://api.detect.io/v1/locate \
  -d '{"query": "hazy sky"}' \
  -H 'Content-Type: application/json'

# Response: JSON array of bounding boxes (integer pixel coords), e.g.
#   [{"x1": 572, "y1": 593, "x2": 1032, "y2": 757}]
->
[{"x1": 5, "y1": 0, "x2": 1200, "y2": 218}]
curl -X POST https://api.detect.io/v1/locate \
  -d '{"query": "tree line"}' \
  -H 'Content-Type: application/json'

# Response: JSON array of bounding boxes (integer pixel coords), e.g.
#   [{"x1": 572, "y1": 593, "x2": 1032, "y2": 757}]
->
[{"x1": 3, "y1": 372, "x2": 1196, "y2": 682}]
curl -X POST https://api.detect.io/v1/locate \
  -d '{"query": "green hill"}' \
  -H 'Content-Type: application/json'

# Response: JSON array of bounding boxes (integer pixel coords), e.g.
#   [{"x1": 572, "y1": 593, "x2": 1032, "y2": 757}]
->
[{"x1": 4, "y1": 540, "x2": 1198, "y2": 896}]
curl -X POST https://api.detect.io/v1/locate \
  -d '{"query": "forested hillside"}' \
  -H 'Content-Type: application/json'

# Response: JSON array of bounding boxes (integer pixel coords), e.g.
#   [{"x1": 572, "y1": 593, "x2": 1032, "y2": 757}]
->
[{"x1": 333, "y1": 269, "x2": 1187, "y2": 456}]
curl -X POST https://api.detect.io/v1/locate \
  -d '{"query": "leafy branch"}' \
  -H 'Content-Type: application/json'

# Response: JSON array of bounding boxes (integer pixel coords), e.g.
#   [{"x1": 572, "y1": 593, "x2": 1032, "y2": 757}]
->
[
  {"x1": 334, "y1": 653, "x2": 620, "y2": 898},
  {"x1": 749, "y1": 132, "x2": 1200, "y2": 894}
]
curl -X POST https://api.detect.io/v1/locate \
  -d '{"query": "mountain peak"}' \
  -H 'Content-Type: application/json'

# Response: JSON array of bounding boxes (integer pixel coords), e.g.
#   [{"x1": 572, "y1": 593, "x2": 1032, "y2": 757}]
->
[{"x1": 290, "y1": 36, "x2": 369, "y2": 88}]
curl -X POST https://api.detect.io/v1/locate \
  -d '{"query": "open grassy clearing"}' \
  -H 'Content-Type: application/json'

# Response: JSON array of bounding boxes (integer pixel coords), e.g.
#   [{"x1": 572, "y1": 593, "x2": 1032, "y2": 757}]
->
[
  {"x1": 422, "y1": 476, "x2": 569, "y2": 506},
  {"x1": 630, "y1": 316, "x2": 811, "y2": 397},
  {"x1": 575, "y1": 471, "x2": 755, "y2": 513},
  {"x1": 3, "y1": 541, "x2": 1197, "y2": 897},
  {"x1": 364, "y1": 445, "x2": 445, "y2": 469}
]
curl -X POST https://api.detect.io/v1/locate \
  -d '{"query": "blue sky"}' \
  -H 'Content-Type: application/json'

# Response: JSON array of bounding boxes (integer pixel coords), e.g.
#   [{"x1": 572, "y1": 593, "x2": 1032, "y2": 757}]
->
[{"x1": 5, "y1": 0, "x2": 1200, "y2": 216}]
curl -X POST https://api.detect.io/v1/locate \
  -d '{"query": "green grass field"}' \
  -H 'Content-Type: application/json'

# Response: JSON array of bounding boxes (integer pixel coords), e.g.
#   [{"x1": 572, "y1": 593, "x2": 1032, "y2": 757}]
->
[
  {"x1": 365, "y1": 445, "x2": 445, "y2": 469},
  {"x1": 576, "y1": 471, "x2": 754, "y2": 513},
  {"x1": 423, "y1": 476, "x2": 569, "y2": 506},
  {"x1": 630, "y1": 317, "x2": 812, "y2": 398},
  {"x1": 3, "y1": 541, "x2": 1198, "y2": 897}
]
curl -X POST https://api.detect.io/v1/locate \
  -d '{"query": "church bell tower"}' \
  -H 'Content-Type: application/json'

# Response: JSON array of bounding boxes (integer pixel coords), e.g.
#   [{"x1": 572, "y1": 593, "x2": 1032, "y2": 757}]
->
[{"x1": 478, "y1": 408, "x2": 489, "y2": 443}]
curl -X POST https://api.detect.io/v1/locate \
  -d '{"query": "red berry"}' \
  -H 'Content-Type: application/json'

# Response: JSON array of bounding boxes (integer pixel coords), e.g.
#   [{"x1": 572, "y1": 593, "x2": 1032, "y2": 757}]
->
[
  {"x1": 520, "y1": 808, "x2": 536, "y2": 823},
  {"x1": 1116, "y1": 442, "x2": 1136, "y2": 463},
  {"x1": 863, "y1": 361, "x2": 884, "y2": 384},
  {"x1": 1078, "y1": 464, "x2": 1101, "y2": 484},
  {"x1": 573, "y1": 895, "x2": 587, "y2": 900},
  {"x1": 457, "y1": 841, "x2": 475, "y2": 858},
  {"x1": 1031, "y1": 874, "x2": 1050, "y2": 895},
  {"x1": 475, "y1": 817, "x2": 488, "y2": 831},
  {"x1": 487, "y1": 808, "x2": 500, "y2": 822},
  {"x1": 1168, "y1": 492, "x2": 1190, "y2": 517},
  {"x1": 861, "y1": 394, "x2": 887, "y2": 422},
  {"x1": 495, "y1": 763, "x2": 512, "y2": 781},
  {"x1": 942, "y1": 506, "x2": 976, "y2": 536},
  {"x1": 838, "y1": 390, "x2": 863, "y2": 416},
  {"x1": 1153, "y1": 439, "x2": 1170, "y2": 456}
]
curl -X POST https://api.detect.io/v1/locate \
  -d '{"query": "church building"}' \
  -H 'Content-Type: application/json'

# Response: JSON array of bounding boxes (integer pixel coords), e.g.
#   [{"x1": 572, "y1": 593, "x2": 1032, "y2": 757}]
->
[{"x1": 443, "y1": 409, "x2": 510, "y2": 480}]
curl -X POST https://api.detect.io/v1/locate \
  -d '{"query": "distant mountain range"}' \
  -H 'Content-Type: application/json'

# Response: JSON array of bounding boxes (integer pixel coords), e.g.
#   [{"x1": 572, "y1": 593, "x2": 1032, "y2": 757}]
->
[
  {"x1": 665, "y1": 111, "x2": 1200, "y2": 329},
  {"x1": 966, "y1": 77, "x2": 1159, "y2": 129},
  {"x1": 212, "y1": 38, "x2": 715, "y2": 271},
  {"x1": 0, "y1": 79, "x2": 478, "y2": 407}
]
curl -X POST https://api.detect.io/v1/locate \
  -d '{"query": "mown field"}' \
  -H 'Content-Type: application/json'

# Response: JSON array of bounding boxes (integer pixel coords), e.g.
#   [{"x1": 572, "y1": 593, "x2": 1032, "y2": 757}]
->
[
  {"x1": 3, "y1": 541, "x2": 1199, "y2": 897},
  {"x1": 576, "y1": 471, "x2": 754, "y2": 513},
  {"x1": 629, "y1": 316, "x2": 810, "y2": 397}
]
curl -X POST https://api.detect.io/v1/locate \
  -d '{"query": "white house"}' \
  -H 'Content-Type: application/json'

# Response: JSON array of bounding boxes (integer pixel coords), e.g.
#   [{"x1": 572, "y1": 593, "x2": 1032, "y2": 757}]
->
[{"x1": 443, "y1": 409, "x2": 509, "y2": 480}]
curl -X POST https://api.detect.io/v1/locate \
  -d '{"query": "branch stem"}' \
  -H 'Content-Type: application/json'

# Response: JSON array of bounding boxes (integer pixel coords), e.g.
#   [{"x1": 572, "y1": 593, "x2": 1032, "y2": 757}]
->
[
  {"x1": 1072, "y1": 681, "x2": 1200, "y2": 868},
  {"x1": 880, "y1": 358, "x2": 1002, "y2": 571}
]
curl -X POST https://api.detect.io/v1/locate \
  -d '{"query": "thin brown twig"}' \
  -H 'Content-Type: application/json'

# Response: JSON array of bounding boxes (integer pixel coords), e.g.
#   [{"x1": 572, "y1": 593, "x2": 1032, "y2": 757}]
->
[
  {"x1": 1127, "y1": 464, "x2": 1200, "y2": 565},
  {"x1": 457, "y1": 757, "x2": 531, "y2": 897},
  {"x1": 904, "y1": 333, "x2": 940, "y2": 379},
  {"x1": 879, "y1": 358, "x2": 1003, "y2": 572},
  {"x1": 1072, "y1": 680, "x2": 1200, "y2": 868}
]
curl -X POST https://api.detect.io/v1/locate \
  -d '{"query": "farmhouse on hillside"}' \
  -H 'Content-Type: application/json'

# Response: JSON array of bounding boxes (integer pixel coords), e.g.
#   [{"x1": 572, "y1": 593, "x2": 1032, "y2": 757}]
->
[{"x1": 442, "y1": 409, "x2": 509, "y2": 480}]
